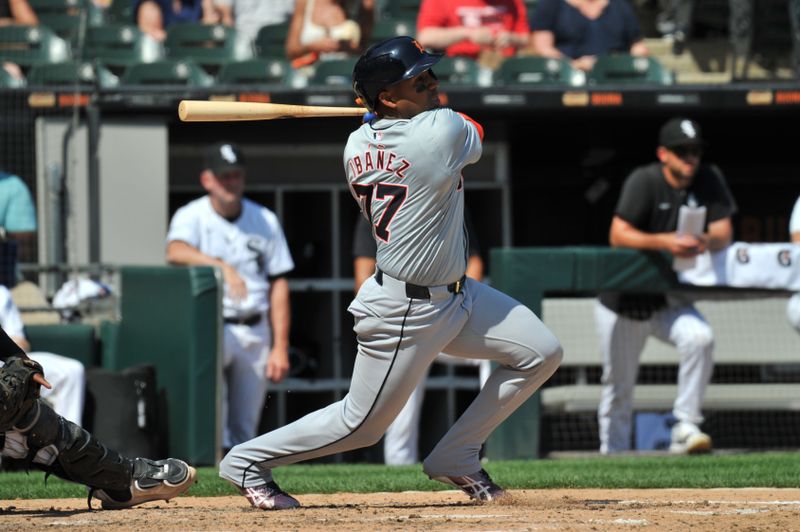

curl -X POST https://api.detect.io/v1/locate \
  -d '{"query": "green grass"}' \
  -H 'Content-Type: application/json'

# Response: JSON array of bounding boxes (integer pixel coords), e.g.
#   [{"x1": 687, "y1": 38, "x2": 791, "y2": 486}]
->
[{"x1": 2, "y1": 452, "x2": 799, "y2": 500}]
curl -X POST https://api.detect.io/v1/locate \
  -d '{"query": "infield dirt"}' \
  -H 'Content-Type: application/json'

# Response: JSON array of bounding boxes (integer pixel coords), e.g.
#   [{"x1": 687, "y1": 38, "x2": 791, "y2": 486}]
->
[{"x1": 2, "y1": 488, "x2": 800, "y2": 531}]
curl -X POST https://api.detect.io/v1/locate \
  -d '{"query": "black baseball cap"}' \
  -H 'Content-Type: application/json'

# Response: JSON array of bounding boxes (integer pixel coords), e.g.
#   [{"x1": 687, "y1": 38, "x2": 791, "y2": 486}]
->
[
  {"x1": 658, "y1": 117, "x2": 704, "y2": 149},
  {"x1": 204, "y1": 142, "x2": 245, "y2": 174}
]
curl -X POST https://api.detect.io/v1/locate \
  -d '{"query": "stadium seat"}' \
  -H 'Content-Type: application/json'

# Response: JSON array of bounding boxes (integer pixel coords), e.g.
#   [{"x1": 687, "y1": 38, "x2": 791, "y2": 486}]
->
[
  {"x1": 0, "y1": 67, "x2": 25, "y2": 88},
  {"x1": 308, "y1": 57, "x2": 359, "y2": 86},
  {"x1": 106, "y1": 0, "x2": 133, "y2": 24},
  {"x1": 120, "y1": 59, "x2": 214, "y2": 86},
  {"x1": 27, "y1": 60, "x2": 119, "y2": 87},
  {"x1": 0, "y1": 25, "x2": 70, "y2": 67},
  {"x1": 496, "y1": 56, "x2": 585, "y2": 86},
  {"x1": 83, "y1": 24, "x2": 163, "y2": 70},
  {"x1": 254, "y1": 22, "x2": 290, "y2": 59},
  {"x1": 29, "y1": 0, "x2": 105, "y2": 40},
  {"x1": 369, "y1": 18, "x2": 416, "y2": 45},
  {"x1": 216, "y1": 58, "x2": 291, "y2": 85},
  {"x1": 432, "y1": 56, "x2": 484, "y2": 86},
  {"x1": 165, "y1": 23, "x2": 253, "y2": 67},
  {"x1": 588, "y1": 55, "x2": 674, "y2": 85},
  {"x1": 381, "y1": 0, "x2": 421, "y2": 21}
]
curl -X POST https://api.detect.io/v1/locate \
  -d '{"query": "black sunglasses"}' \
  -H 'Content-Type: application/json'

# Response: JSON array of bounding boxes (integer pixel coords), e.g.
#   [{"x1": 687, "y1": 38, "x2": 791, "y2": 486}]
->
[{"x1": 672, "y1": 145, "x2": 703, "y2": 158}]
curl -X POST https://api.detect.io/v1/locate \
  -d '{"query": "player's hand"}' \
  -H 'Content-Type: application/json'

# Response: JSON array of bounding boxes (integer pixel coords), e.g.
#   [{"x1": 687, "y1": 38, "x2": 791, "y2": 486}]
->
[
  {"x1": 16, "y1": 352, "x2": 52, "y2": 389},
  {"x1": 221, "y1": 264, "x2": 248, "y2": 301},
  {"x1": 266, "y1": 346, "x2": 290, "y2": 383},
  {"x1": 670, "y1": 234, "x2": 705, "y2": 258}
]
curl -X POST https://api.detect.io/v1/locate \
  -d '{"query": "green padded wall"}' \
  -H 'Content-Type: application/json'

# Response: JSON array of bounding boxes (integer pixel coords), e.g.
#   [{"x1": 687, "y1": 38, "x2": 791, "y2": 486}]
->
[
  {"x1": 485, "y1": 247, "x2": 678, "y2": 460},
  {"x1": 25, "y1": 323, "x2": 99, "y2": 367},
  {"x1": 104, "y1": 266, "x2": 222, "y2": 465}
]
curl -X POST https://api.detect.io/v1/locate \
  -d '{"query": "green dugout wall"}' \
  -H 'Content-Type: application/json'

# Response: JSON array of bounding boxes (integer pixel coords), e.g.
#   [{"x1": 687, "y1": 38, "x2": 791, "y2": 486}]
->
[
  {"x1": 102, "y1": 266, "x2": 222, "y2": 466},
  {"x1": 485, "y1": 247, "x2": 679, "y2": 459}
]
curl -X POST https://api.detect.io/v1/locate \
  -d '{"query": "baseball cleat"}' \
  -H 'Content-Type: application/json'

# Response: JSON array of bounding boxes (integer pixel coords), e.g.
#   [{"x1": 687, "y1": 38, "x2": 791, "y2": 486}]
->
[
  {"x1": 429, "y1": 468, "x2": 508, "y2": 502},
  {"x1": 92, "y1": 458, "x2": 197, "y2": 510},
  {"x1": 669, "y1": 421, "x2": 712, "y2": 454},
  {"x1": 240, "y1": 481, "x2": 301, "y2": 510}
]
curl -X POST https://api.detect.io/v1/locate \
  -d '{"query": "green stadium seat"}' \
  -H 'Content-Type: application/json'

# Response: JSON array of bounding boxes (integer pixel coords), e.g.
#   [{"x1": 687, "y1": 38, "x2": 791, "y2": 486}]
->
[
  {"x1": 433, "y1": 56, "x2": 484, "y2": 86},
  {"x1": 369, "y1": 18, "x2": 416, "y2": 45},
  {"x1": 106, "y1": 0, "x2": 133, "y2": 24},
  {"x1": 83, "y1": 24, "x2": 163, "y2": 70},
  {"x1": 381, "y1": 0, "x2": 421, "y2": 21},
  {"x1": 120, "y1": 59, "x2": 214, "y2": 86},
  {"x1": 27, "y1": 60, "x2": 119, "y2": 87},
  {"x1": 254, "y1": 22, "x2": 290, "y2": 59},
  {"x1": 308, "y1": 57, "x2": 359, "y2": 87},
  {"x1": 496, "y1": 56, "x2": 585, "y2": 86},
  {"x1": 0, "y1": 67, "x2": 25, "y2": 87},
  {"x1": 216, "y1": 58, "x2": 292, "y2": 85},
  {"x1": 0, "y1": 25, "x2": 71, "y2": 67},
  {"x1": 165, "y1": 23, "x2": 253, "y2": 67},
  {"x1": 588, "y1": 55, "x2": 674, "y2": 85}
]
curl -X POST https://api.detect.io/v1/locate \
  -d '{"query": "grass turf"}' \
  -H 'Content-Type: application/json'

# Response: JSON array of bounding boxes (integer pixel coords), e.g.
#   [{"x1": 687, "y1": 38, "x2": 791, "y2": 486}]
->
[{"x1": 1, "y1": 452, "x2": 799, "y2": 500}]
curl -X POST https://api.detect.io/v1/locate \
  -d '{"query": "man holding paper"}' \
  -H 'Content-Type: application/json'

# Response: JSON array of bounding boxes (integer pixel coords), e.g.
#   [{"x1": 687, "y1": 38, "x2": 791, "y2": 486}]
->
[{"x1": 595, "y1": 117, "x2": 737, "y2": 455}]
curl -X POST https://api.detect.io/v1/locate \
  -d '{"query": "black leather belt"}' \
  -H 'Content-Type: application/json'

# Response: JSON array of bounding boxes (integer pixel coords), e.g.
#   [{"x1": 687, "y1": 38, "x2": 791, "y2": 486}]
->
[
  {"x1": 375, "y1": 269, "x2": 465, "y2": 299},
  {"x1": 223, "y1": 314, "x2": 262, "y2": 326}
]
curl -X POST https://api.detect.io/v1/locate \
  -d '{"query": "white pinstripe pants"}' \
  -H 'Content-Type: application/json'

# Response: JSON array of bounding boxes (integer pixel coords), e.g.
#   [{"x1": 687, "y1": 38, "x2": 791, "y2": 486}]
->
[{"x1": 594, "y1": 299, "x2": 714, "y2": 454}]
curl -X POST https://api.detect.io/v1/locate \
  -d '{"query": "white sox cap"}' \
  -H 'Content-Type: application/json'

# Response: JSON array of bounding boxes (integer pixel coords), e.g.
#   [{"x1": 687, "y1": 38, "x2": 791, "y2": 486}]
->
[{"x1": 204, "y1": 142, "x2": 245, "y2": 174}]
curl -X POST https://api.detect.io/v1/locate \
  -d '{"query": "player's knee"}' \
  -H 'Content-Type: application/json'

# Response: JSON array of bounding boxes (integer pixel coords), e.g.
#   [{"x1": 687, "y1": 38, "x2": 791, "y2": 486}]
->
[{"x1": 682, "y1": 327, "x2": 714, "y2": 354}]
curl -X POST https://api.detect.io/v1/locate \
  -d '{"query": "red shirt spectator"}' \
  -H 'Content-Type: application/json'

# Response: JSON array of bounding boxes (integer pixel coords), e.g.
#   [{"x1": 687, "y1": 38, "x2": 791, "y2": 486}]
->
[{"x1": 417, "y1": 0, "x2": 530, "y2": 60}]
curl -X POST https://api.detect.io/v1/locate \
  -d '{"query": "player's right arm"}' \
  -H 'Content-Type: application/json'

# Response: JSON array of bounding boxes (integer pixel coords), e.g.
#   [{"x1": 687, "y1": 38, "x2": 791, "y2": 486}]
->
[{"x1": 167, "y1": 240, "x2": 247, "y2": 300}]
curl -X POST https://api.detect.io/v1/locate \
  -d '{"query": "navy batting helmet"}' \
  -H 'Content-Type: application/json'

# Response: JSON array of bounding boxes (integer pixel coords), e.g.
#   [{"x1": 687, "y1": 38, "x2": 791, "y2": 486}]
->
[{"x1": 352, "y1": 36, "x2": 443, "y2": 112}]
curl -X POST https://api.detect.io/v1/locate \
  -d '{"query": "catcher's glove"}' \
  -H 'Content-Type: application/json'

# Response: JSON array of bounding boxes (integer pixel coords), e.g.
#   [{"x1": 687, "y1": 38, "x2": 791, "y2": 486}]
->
[{"x1": 0, "y1": 356, "x2": 44, "y2": 431}]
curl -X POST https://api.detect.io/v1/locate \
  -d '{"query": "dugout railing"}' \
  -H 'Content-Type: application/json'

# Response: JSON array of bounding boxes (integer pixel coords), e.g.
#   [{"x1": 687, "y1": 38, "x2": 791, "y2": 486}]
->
[{"x1": 488, "y1": 247, "x2": 800, "y2": 458}]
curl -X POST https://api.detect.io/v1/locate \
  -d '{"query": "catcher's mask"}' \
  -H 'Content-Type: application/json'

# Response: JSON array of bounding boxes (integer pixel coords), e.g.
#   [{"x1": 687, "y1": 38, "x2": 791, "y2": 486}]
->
[{"x1": 352, "y1": 36, "x2": 443, "y2": 113}]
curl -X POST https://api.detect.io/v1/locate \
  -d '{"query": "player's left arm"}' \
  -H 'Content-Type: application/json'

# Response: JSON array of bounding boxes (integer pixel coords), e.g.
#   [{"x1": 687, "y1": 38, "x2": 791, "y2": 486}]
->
[{"x1": 266, "y1": 276, "x2": 291, "y2": 383}]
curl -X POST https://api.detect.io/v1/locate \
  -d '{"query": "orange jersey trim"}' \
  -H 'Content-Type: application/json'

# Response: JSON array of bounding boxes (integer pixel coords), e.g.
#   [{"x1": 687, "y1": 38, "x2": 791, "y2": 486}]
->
[{"x1": 457, "y1": 112, "x2": 484, "y2": 142}]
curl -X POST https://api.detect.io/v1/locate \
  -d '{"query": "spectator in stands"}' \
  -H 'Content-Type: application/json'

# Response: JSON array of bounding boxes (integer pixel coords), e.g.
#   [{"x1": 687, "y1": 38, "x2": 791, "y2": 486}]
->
[
  {"x1": 352, "y1": 211, "x2": 489, "y2": 465},
  {"x1": 0, "y1": 284, "x2": 85, "y2": 426},
  {"x1": 787, "y1": 196, "x2": 800, "y2": 331},
  {"x1": 285, "y1": 0, "x2": 374, "y2": 64},
  {"x1": 0, "y1": 0, "x2": 38, "y2": 81},
  {"x1": 0, "y1": 168, "x2": 37, "y2": 267},
  {"x1": 529, "y1": 0, "x2": 649, "y2": 71},
  {"x1": 166, "y1": 141, "x2": 294, "y2": 451},
  {"x1": 655, "y1": 0, "x2": 692, "y2": 55},
  {"x1": 134, "y1": 0, "x2": 219, "y2": 42},
  {"x1": 416, "y1": 0, "x2": 530, "y2": 65},
  {"x1": 595, "y1": 117, "x2": 737, "y2": 455},
  {"x1": 213, "y1": 0, "x2": 295, "y2": 45}
]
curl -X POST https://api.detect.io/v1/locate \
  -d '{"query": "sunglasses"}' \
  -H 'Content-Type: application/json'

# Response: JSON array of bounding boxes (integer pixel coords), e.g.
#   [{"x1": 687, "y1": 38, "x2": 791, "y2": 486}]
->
[{"x1": 671, "y1": 145, "x2": 703, "y2": 158}]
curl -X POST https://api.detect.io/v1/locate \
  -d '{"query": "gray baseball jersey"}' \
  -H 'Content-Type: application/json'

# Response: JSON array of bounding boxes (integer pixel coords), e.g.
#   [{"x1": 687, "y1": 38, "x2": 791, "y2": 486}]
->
[
  {"x1": 219, "y1": 109, "x2": 562, "y2": 492},
  {"x1": 344, "y1": 108, "x2": 481, "y2": 286}
]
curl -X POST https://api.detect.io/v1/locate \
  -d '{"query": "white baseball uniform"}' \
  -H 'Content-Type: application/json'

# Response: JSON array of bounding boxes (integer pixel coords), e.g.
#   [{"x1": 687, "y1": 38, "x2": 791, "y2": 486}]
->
[
  {"x1": 787, "y1": 196, "x2": 800, "y2": 331},
  {"x1": 167, "y1": 196, "x2": 294, "y2": 449},
  {"x1": 219, "y1": 108, "x2": 562, "y2": 488},
  {"x1": 0, "y1": 286, "x2": 85, "y2": 426}
]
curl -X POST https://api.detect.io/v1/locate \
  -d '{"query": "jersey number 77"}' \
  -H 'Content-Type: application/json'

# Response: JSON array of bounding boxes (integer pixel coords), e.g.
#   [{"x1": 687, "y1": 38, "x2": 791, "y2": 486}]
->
[{"x1": 352, "y1": 183, "x2": 408, "y2": 243}]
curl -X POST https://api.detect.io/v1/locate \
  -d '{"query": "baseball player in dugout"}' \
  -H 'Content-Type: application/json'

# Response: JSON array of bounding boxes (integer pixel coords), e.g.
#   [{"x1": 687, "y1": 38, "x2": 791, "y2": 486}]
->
[
  {"x1": 595, "y1": 117, "x2": 737, "y2": 455},
  {"x1": 0, "y1": 326, "x2": 196, "y2": 509},
  {"x1": 218, "y1": 36, "x2": 563, "y2": 511},
  {"x1": 166, "y1": 142, "x2": 295, "y2": 452}
]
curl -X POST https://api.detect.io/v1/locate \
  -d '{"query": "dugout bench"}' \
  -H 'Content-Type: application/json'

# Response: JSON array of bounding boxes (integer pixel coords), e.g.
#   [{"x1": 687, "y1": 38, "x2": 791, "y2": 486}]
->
[{"x1": 488, "y1": 247, "x2": 800, "y2": 458}]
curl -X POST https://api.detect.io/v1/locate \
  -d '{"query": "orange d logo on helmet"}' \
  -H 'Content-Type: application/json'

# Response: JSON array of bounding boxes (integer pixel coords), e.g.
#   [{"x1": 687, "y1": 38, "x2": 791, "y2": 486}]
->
[{"x1": 412, "y1": 40, "x2": 425, "y2": 53}]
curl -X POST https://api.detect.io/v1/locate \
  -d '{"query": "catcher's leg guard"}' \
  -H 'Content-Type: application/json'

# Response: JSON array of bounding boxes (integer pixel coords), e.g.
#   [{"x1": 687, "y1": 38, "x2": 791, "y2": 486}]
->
[
  {"x1": 6, "y1": 399, "x2": 134, "y2": 493},
  {"x1": 4, "y1": 399, "x2": 196, "y2": 509}
]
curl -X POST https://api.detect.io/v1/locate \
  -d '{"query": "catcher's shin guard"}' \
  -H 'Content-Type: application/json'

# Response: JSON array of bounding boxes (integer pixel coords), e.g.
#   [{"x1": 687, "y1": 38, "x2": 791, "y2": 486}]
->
[{"x1": 4, "y1": 399, "x2": 133, "y2": 492}]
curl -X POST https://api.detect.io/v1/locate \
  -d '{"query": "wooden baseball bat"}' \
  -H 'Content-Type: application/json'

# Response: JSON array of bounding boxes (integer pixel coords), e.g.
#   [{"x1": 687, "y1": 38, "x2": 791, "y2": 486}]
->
[{"x1": 178, "y1": 100, "x2": 367, "y2": 122}]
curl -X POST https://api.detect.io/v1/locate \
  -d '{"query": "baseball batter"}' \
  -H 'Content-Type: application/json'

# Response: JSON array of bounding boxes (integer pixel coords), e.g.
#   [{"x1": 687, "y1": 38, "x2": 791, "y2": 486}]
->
[{"x1": 219, "y1": 36, "x2": 562, "y2": 510}]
